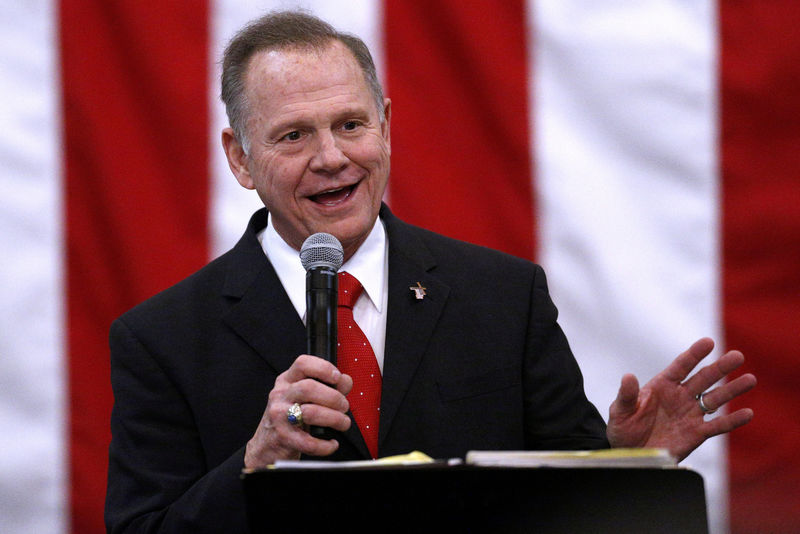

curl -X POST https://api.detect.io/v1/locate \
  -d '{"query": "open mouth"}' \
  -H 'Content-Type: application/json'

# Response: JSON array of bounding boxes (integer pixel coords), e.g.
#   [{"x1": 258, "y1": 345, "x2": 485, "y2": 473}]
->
[{"x1": 309, "y1": 183, "x2": 357, "y2": 206}]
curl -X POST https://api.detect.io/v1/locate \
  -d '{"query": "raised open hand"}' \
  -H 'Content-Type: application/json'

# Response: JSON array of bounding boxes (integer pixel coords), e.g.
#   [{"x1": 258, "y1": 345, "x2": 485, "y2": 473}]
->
[{"x1": 607, "y1": 338, "x2": 756, "y2": 461}]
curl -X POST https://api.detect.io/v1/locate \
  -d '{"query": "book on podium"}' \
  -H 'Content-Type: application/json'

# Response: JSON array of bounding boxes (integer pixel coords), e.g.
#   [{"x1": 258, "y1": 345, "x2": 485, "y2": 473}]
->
[{"x1": 241, "y1": 449, "x2": 708, "y2": 533}]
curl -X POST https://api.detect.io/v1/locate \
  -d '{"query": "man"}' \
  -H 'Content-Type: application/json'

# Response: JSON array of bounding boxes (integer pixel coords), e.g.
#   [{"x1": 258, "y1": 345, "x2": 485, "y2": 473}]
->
[{"x1": 105, "y1": 10, "x2": 756, "y2": 533}]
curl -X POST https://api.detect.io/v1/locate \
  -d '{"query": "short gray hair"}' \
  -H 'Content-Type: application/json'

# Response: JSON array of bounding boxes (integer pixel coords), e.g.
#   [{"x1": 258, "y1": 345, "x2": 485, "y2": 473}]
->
[{"x1": 220, "y1": 10, "x2": 385, "y2": 153}]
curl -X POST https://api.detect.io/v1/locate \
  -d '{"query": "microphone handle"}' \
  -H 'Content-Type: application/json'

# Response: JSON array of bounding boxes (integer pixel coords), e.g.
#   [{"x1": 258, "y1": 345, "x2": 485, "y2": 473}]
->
[
  {"x1": 306, "y1": 266, "x2": 337, "y2": 365},
  {"x1": 305, "y1": 267, "x2": 337, "y2": 438}
]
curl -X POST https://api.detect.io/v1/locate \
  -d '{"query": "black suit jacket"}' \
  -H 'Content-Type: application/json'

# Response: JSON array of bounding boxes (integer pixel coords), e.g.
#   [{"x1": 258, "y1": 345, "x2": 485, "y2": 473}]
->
[{"x1": 105, "y1": 205, "x2": 608, "y2": 533}]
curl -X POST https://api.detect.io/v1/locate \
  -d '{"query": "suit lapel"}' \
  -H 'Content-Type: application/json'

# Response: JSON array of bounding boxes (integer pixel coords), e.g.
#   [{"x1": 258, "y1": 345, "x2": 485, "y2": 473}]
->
[
  {"x1": 223, "y1": 269, "x2": 307, "y2": 374},
  {"x1": 221, "y1": 209, "x2": 306, "y2": 375},
  {"x1": 379, "y1": 207, "x2": 450, "y2": 450}
]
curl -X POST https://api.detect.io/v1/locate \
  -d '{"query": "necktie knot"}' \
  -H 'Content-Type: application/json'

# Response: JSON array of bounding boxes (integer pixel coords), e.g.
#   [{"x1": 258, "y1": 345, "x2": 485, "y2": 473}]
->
[{"x1": 338, "y1": 271, "x2": 363, "y2": 308}]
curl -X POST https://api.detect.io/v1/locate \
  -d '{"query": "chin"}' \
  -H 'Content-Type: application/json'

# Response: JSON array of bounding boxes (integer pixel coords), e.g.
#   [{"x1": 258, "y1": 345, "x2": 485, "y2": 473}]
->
[{"x1": 331, "y1": 222, "x2": 373, "y2": 251}]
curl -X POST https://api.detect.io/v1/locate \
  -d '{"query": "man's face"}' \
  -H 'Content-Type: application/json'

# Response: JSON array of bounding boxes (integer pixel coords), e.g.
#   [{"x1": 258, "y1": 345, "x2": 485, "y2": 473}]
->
[{"x1": 223, "y1": 41, "x2": 391, "y2": 260}]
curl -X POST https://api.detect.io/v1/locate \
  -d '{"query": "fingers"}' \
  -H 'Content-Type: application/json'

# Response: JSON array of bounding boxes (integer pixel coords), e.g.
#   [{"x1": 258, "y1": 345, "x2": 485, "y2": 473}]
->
[
  {"x1": 693, "y1": 372, "x2": 757, "y2": 414},
  {"x1": 683, "y1": 349, "x2": 748, "y2": 397},
  {"x1": 661, "y1": 337, "x2": 715, "y2": 383},
  {"x1": 269, "y1": 386, "x2": 351, "y2": 432},
  {"x1": 273, "y1": 355, "x2": 353, "y2": 429},
  {"x1": 662, "y1": 338, "x2": 751, "y2": 399},
  {"x1": 282, "y1": 375, "x2": 351, "y2": 415},
  {"x1": 282, "y1": 354, "x2": 350, "y2": 393},
  {"x1": 702, "y1": 408, "x2": 755, "y2": 439},
  {"x1": 293, "y1": 402, "x2": 352, "y2": 431}
]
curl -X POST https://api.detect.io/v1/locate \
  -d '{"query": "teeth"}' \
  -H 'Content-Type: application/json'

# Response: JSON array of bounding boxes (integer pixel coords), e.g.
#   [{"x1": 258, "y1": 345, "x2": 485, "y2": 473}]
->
[{"x1": 320, "y1": 186, "x2": 344, "y2": 194}]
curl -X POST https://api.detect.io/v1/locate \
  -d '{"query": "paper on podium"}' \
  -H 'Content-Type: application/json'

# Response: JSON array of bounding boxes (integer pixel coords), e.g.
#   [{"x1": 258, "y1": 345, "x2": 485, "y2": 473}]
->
[
  {"x1": 262, "y1": 450, "x2": 461, "y2": 471},
  {"x1": 465, "y1": 448, "x2": 677, "y2": 468}
]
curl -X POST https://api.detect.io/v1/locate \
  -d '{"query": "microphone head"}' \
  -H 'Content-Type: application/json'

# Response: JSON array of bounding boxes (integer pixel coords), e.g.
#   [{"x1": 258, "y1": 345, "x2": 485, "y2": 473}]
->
[{"x1": 300, "y1": 233, "x2": 344, "y2": 271}]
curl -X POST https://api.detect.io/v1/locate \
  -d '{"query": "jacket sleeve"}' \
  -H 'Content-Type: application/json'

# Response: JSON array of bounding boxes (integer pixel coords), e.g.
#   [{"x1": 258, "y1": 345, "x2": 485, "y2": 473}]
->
[
  {"x1": 522, "y1": 265, "x2": 610, "y2": 450},
  {"x1": 105, "y1": 318, "x2": 250, "y2": 534}
]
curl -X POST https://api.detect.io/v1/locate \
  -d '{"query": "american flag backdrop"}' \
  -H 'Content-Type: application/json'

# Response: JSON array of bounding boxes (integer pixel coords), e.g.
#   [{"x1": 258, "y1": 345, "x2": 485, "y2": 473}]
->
[{"x1": 1, "y1": 1, "x2": 798, "y2": 533}]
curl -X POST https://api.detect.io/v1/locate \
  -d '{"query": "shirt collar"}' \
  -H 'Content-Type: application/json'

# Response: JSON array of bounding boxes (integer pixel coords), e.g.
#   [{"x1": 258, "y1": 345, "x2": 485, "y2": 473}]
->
[{"x1": 258, "y1": 213, "x2": 388, "y2": 320}]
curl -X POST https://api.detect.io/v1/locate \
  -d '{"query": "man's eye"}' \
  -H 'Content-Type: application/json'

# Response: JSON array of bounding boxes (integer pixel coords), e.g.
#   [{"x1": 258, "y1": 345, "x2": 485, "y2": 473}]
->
[
  {"x1": 342, "y1": 121, "x2": 360, "y2": 131},
  {"x1": 281, "y1": 131, "x2": 302, "y2": 142}
]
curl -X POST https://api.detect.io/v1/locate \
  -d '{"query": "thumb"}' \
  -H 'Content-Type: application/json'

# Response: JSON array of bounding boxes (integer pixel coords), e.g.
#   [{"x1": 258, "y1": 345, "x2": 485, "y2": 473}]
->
[{"x1": 613, "y1": 373, "x2": 640, "y2": 415}]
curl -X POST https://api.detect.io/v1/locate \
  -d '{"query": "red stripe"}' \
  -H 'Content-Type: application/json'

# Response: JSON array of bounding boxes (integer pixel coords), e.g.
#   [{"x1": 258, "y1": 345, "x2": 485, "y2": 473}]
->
[
  {"x1": 60, "y1": 2, "x2": 210, "y2": 531},
  {"x1": 383, "y1": 0, "x2": 535, "y2": 259},
  {"x1": 721, "y1": 2, "x2": 800, "y2": 532}
]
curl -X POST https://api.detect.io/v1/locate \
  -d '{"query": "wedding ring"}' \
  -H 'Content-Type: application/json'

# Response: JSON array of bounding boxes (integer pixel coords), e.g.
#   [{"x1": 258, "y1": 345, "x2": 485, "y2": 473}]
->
[{"x1": 695, "y1": 392, "x2": 717, "y2": 415}]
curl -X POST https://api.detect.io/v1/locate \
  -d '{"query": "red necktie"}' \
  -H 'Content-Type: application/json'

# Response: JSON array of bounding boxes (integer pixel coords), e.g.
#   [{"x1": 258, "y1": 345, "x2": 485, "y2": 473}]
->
[{"x1": 337, "y1": 271, "x2": 381, "y2": 458}]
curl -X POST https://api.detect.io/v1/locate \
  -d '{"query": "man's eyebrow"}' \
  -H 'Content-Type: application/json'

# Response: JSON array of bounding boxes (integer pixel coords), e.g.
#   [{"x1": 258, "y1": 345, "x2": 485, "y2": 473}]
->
[
  {"x1": 270, "y1": 106, "x2": 372, "y2": 133},
  {"x1": 337, "y1": 105, "x2": 371, "y2": 116},
  {"x1": 327, "y1": 105, "x2": 372, "y2": 123},
  {"x1": 265, "y1": 112, "x2": 315, "y2": 136},
  {"x1": 269, "y1": 117, "x2": 310, "y2": 133}
]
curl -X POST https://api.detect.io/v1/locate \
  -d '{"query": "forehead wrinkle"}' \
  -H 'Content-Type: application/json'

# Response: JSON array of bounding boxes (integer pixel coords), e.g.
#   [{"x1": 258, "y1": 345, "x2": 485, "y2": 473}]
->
[
  {"x1": 246, "y1": 42, "x2": 365, "y2": 94},
  {"x1": 273, "y1": 81, "x2": 363, "y2": 105}
]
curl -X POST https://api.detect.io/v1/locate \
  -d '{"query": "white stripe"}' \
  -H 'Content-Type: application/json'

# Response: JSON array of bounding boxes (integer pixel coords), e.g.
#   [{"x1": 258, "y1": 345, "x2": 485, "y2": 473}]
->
[
  {"x1": 210, "y1": 0, "x2": 384, "y2": 256},
  {"x1": 530, "y1": 1, "x2": 725, "y2": 532},
  {"x1": 0, "y1": 1, "x2": 66, "y2": 533}
]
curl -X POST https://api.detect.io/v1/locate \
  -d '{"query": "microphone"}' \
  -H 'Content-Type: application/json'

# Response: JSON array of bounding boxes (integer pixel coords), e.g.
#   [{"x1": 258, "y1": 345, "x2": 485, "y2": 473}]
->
[
  {"x1": 300, "y1": 233, "x2": 343, "y2": 439},
  {"x1": 300, "y1": 232, "x2": 344, "y2": 366}
]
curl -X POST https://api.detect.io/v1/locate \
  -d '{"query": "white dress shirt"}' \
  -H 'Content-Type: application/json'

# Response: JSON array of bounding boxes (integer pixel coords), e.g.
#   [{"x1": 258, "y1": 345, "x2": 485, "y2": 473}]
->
[{"x1": 258, "y1": 214, "x2": 389, "y2": 373}]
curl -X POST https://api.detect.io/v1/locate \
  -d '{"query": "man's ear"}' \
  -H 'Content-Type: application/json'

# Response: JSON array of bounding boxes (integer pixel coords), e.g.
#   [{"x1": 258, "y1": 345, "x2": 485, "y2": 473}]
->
[
  {"x1": 221, "y1": 128, "x2": 254, "y2": 190},
  {"x1": 381, "y1": 98, "x2": 392, "y2": 153}
]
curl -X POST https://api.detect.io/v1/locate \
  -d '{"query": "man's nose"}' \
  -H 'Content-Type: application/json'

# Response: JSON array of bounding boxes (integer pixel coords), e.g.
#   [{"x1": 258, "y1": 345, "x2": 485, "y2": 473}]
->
[{"x1": 309, "y1": 131, "x2": 348, "y2": 173}]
